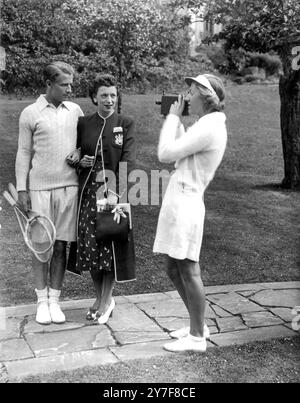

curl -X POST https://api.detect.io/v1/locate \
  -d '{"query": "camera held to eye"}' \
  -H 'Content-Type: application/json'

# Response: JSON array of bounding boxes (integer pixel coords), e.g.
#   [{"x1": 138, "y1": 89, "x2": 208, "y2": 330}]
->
[{"x1": 156, "y1": 94, "x2": 189, "y2": 116}]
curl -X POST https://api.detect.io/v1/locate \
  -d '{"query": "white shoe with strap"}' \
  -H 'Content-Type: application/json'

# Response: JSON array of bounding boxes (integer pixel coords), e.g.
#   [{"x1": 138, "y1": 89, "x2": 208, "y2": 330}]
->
[
  {"x1": 97, "y1": 298, "x2": 115, "y2": 325},
  {"x1": 170, "y1": 324, "x2": 210, "y2": 339}
]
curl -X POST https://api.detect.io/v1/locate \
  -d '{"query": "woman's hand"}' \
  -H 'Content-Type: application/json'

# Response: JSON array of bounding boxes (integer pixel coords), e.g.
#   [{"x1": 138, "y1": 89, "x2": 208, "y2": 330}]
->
[
  {"x1": 169, "y1": 94, "x2": 185, "y2": 117},
  {"x1": 79, "y1": 155, "x2": 95, "y2": 168},
  {"x1": 111, "y1": 206, "x2": 126, "y2": 224}
]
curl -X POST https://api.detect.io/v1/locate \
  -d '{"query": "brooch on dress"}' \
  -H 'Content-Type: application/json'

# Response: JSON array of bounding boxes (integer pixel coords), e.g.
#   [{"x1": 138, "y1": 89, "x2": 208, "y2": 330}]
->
[{"x1": 113, "y1": 127, "x2": 123, "y2": 146}]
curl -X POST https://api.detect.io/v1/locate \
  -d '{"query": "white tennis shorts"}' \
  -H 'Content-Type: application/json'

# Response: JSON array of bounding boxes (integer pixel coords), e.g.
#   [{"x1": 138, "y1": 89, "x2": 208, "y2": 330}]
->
[{"x1": 30, "y1": 186, "x2": 78, "y2": 242}]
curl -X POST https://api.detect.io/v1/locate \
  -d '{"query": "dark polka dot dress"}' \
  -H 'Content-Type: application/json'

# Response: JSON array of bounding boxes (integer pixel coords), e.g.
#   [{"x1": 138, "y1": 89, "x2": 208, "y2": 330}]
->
[{"x1": 76, "y1": 156, "x2": 113, "y2": 273}]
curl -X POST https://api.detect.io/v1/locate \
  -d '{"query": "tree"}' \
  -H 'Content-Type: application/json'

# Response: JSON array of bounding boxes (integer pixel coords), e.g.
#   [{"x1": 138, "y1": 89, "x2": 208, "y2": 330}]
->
[
  {"x1": 0, "y1": 0, "x2": 103, "y2": 93},
  {"x1": 85, "y1": 0, "x2": 191, "y2": 87},
  {"x1": 1, "y1": 0, "x2": 192, "y2": 94},
  {"x1": 187, "y1": 0, "x2": 300, "y2": 189}
]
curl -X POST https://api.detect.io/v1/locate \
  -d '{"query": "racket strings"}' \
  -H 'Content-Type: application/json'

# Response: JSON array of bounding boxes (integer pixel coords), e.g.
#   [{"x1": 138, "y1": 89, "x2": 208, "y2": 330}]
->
[
  {"x1": 3, "y1": 188, "x2": 56, "y2": 263},
  {"x1": 26, "y1": 216, "x2": 55, "y2": 254},
  {"x1": 14, "y1": 206, "x2": 28, "y2": 234}
]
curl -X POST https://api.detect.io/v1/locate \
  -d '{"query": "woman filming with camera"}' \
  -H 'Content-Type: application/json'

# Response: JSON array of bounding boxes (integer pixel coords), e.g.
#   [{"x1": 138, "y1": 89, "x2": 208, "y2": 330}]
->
[{"x1": 153, "y1": 74, "x2": 227, "y2": 353}]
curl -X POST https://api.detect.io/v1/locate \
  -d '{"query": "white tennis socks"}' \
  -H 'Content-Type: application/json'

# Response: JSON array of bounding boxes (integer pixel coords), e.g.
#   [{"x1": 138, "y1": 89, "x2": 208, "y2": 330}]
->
[
  {"x1": 48, "y1": 288, "x2": 66, "y2": 324},
  {"x1": 35, "y1": 287, "x2": 51, "y2": 325}
]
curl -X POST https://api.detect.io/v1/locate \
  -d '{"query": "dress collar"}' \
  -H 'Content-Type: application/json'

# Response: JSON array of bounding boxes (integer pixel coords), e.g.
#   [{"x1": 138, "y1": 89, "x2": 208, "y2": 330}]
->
[{"x1": 97, "y1": 110, "x2": 115, "y2": 120}]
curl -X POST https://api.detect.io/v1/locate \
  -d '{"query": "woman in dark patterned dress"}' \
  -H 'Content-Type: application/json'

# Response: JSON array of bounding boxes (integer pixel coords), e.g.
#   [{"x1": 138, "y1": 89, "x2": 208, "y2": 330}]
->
[{"x1": 75, "y1": 74, "x2": 136, "y2": 323}]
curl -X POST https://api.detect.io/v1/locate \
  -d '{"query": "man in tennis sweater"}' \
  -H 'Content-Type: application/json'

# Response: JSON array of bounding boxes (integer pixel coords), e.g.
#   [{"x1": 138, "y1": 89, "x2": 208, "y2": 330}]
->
[{"x1": 15, "y1": 61, "x2": 83, "y2": 325}]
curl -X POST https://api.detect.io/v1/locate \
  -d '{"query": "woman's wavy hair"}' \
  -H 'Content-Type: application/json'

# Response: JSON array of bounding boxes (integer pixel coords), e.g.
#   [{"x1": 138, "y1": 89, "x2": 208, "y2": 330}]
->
[
  {"x1": 89, "y1": 74, "x2": 121, "y2": 113},
  {"x1": 196, "y1": 74, "x2": 226, "y2": 113}
]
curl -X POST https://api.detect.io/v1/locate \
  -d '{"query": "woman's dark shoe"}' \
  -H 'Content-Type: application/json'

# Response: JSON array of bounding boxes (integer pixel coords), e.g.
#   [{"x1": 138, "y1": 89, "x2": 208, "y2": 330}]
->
[{"x1": 86, "y1": 308, "x2": 99, "y2": 321}]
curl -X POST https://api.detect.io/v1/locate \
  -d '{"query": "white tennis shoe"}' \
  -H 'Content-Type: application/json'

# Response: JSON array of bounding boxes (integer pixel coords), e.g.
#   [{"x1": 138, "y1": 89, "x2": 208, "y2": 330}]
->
[
  {"x1": 36, "y1": 302, "x2": 51, "y2": 325},
  {"x1": 49, "y1": 303, "x2": 66, "y2": 324},
  {"x1": 35, "y1": 287, "x2": 51, "y2": 325},
  {"x1": 48, "y1": 288, "x2": 66, "y2": 324},
  {"x1": 164, "y1": 334, "x2": 207, "y2": 353}
]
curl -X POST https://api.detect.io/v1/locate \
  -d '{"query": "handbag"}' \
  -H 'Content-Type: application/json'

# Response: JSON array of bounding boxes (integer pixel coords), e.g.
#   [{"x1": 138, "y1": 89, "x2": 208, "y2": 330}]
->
[
  {"x1": 95, "y1": 138, "x2": 130, "y2": 243},
  {"x1": 96, "y1": 209, "x2": 129, "y2": 243}
]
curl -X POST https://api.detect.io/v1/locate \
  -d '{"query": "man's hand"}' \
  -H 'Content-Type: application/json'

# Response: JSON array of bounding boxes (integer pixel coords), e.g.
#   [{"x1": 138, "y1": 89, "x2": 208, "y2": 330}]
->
[
  {"x1": 66, "y1": 149, "x2": 81, "y2": 166},
  {"x1": 17, "y1": 191, "x2": 31, "y2": 213},
  {"x1": 79, "y1": 155, "x2": 95, "y2": 168}
]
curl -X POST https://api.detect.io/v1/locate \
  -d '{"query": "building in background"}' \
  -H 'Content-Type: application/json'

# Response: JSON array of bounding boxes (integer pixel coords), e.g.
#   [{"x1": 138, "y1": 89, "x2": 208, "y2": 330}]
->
[
  {"x1": 190, "y1": 9, "x2": 222, "y2": 55},
  {"x1": 156, "y1": 0, "x2": 222, "y2": 55}
]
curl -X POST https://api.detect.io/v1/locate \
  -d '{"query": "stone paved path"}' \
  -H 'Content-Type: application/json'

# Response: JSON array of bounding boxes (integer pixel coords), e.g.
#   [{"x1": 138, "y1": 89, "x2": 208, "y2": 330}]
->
[{"x1": 0, "y1": 281, "x2": 299, "y2": 381}]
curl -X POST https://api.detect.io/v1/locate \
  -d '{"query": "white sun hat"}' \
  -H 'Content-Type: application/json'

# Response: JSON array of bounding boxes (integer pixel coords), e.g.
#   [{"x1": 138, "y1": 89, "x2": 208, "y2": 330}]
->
[{"x1": 185, "y1": 75, "x2": 218, "y2": 98}]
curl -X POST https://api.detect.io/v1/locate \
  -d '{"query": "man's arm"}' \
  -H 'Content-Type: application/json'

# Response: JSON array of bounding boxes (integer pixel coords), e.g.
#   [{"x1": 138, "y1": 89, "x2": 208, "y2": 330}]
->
[{"x1": 15, "y1": 109, "x2": 33, "y2": 211}]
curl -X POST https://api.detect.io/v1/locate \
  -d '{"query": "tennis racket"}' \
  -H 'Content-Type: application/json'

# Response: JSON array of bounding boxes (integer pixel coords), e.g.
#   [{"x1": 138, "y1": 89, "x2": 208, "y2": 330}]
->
[
  {"x1": 3, "y1": 187, "x2": 56, "y2": 262},
  {"x1": 8, "y1": 182, "x2": 19, "y2": 202}
]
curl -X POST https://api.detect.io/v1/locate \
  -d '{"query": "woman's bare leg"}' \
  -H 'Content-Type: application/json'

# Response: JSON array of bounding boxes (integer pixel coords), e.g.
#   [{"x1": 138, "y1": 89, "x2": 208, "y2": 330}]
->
[
  {"x1": 177, "y1": 259, "x2": 206, "y2": 337},
  {"x1": 98, "y1": 270, "x2": 115, "y2": 313},
  {"x1": 90, "y1": 270, "x2": 104, "y2": 310},
  {"x1": 166, "y1": 256, "x2": 189, "y2": 313}
]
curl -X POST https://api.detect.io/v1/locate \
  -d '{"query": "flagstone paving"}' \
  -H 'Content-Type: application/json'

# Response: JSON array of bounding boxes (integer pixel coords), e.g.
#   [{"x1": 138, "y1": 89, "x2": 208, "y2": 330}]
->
[{"x1": 0, "y1": 281, "x2": 299, "y2": 381}]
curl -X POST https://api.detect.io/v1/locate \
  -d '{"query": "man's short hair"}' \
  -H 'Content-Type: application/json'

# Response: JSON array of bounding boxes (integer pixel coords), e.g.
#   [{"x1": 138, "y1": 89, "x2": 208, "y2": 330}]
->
[
  {"x1": 43, "y1": 61, "x2": 75, "y2": 83},
  {"x1": 89, "y1": 74, "x2": 119, "y2": 105}
]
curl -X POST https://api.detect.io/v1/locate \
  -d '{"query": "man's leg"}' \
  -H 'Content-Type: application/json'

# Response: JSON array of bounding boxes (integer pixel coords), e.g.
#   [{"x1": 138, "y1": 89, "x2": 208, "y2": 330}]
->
[
  {"x1": 48, "y1": 240, "x2": 67, "y2": 323},
  {"x1": 32, "y1": 255, "x2": 51, "y2": 324},
  {"x1": 49, "y1": 240, "x2": 67, "y2": 290},
  {"x1": 32, "y1": 255, "x2": 48, "y2": 290},
  {"x1": 30, "y1": 190, "x2": 52, "y2": 324}
]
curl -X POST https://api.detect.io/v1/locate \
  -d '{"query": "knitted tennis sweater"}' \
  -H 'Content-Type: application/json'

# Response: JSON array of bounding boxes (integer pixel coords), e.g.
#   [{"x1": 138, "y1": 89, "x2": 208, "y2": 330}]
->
[{"x1": 15, "y1": 95, "x2": 84, "y2": 191}]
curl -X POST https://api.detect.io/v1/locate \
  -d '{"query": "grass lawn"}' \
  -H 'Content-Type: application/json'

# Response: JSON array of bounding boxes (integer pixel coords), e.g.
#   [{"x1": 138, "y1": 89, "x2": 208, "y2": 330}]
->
[
  {"x1": 0, "y1": 84, "x2": 299, "y2": 306},
  {"x1": 16, "y1": 337, "x2": 300, "y2": 383}
]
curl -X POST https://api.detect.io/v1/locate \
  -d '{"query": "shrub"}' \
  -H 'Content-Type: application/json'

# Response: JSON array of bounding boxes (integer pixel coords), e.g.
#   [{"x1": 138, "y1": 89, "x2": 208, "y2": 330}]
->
[
  {"x1": 244, "y1": 74, "x2": 259, "y2": 83},
  {"x1": 206, "y1": 44, "x2": 247, "y2": 74},
  {"x1": 127, "y1": 54, "x2": 216, "y2": 94},
  {"x1": 206, "y1": 42, "x2": 282, "y2": 79},
  {"x1": 2, "y1": 46, "x2": 117, "y2": 97},
  {"x1": 206, "y1": 45, "x2": 229, "y2": 73},
  {"x1": 245, "y1": 53, "x2": 282, "y2": 77}
]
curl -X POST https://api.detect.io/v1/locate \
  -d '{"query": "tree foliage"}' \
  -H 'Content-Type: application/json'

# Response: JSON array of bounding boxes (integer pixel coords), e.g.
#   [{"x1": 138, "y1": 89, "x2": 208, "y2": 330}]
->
[
  {"x1": 186, "y1": 1, "x2": 300, "y2": 61},
  {"x1": 0, "y1": 0, "x2": 192, "y2": 94}
]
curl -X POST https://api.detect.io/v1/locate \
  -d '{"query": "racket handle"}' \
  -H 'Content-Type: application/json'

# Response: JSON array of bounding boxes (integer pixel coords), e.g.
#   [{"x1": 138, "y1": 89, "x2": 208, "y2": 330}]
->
[
  {"x1": 8, "y1": 183, "x2": 19, "y2": 202},
  {"x1": 3, "y1": 190, "x2": 17, "y2": 206}
]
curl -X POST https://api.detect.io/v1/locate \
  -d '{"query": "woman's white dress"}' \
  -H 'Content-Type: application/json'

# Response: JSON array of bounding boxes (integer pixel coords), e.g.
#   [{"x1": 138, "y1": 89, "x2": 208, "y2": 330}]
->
[{"x1": 153, "y1": 112, "x2": 227, "y2": 262}]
